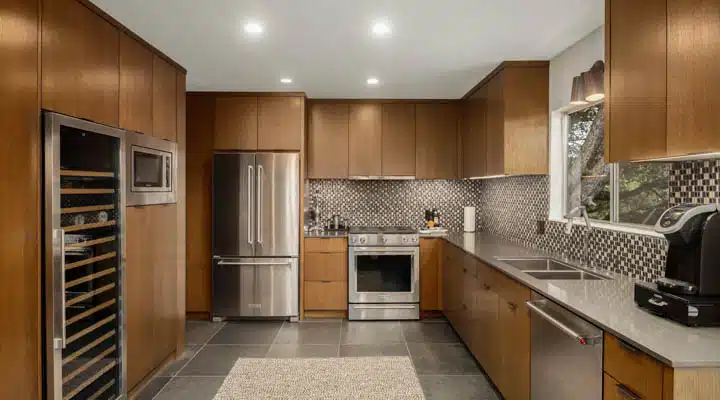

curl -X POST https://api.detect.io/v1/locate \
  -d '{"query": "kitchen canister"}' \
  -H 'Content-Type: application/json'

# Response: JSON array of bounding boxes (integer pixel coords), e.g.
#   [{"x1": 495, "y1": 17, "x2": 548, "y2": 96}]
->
[{"x1": 463, "y1": 206, "x2": 476, "y2": 232}]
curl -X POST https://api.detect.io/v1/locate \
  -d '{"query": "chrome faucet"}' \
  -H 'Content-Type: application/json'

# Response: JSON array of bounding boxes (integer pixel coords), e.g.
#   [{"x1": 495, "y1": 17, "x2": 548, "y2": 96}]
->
[{"x1": 564, "y1": 206, "x2": 594, "y2": 268}]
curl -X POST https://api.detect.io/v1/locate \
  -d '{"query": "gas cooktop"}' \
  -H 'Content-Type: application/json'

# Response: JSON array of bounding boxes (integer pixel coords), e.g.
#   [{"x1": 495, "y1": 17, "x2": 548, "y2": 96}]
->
[
  {"x1": 349, "y1": 226, "x2": 417, "y2": 234},
  {"x1": 348, "y1": 226, "x2": 419, "y2": 246}
]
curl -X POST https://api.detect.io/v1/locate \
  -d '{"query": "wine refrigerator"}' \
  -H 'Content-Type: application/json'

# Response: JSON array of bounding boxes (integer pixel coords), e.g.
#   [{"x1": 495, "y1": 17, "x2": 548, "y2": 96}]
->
[{"x1": 43, "y1": 112, "x2": 126, "y2": 400}]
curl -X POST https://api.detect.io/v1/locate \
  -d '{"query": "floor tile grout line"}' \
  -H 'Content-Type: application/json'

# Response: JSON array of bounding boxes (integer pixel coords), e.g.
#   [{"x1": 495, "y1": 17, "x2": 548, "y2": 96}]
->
[
  {"x1": 265, "y1": 320, "x2": 285, "y2": 356},
  {"x1": 153, "y1": 321, "x2": 227, "y2": 399},
  {"x1": 337, "y1": 318, "x2": 343, "y2": 356}
]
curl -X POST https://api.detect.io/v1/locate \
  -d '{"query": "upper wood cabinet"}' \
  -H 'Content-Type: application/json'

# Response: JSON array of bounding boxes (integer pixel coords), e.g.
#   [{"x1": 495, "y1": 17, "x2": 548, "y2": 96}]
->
[
  {"x1": 666, "y1": 0, "x2": 720, "y2": 156},
  {"x1": 381, "y1": 103, "x2": 416, "y2": 177},
  {"x1": 258, "y1": 96, "x2": 304, "y2": 151},
  {"x1": 606, "y1": 0, "x2": 667, "y2": 162},
  {"x1": 119, "y1": 33, "x2": 154, "y2": 135},
  {"x1": 349, "y1": 103, "x2": 382, "y2": 177},
  {"x1": 41, "y1": 0, "x2": 120, "y2": 127},
  {"x1": 308, "y1": 103, "x2": 350, "y2": 178},
  {"x1": 152, "y1": 55, "x2": 178, "y2": 141},
  {"x1": 415, "y1": 103, "x2": 459, "y2": 179},
  {"x1": 214, "y1": 96, "x2": 258, "y2": 150},
  {"x1": 473, "y1": 62, "x2": 549, "y2": 176},
  {"x1": 460, "y1": 89, "x2": 488, "y2": 178}
]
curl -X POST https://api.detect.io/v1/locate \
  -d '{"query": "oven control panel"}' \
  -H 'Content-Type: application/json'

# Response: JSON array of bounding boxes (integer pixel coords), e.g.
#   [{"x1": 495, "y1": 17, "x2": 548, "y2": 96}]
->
[{"x1": 349, "y1": 234, "x2": 419, "y2": 247}]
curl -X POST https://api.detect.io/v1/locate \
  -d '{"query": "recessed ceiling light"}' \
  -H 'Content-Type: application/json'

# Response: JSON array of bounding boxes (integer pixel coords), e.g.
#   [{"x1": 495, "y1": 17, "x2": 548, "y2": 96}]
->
[
  {"x1": 280, "y1": 78, "x2": 293, "y2": 84},
  {"x1": 366, "y1": 77, "x2": 380, "y2": 85},
  {"x1": 244, "y1": 22, "x2": 264, "y2": 35},
  {"x1": 371, "y1": 21, "x2": 392, "y2": 37}
]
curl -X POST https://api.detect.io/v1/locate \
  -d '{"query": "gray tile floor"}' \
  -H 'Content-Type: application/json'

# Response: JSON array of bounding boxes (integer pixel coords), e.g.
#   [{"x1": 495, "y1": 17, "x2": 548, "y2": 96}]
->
[{"x1": 136, "y1": 319, "x2": 501, "y2": 400}]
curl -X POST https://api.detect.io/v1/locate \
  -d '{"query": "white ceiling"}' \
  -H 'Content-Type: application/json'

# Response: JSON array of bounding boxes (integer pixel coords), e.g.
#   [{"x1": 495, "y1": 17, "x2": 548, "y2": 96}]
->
[{"x1": 91, "y1": 0, "x2": 604, "y2": 98}]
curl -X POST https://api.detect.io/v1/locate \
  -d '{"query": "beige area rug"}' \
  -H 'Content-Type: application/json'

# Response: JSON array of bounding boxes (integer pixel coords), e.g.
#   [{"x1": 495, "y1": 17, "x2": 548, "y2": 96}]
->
[{"x1": 214, "y1": 356, "x2": 425, "y2": 400}]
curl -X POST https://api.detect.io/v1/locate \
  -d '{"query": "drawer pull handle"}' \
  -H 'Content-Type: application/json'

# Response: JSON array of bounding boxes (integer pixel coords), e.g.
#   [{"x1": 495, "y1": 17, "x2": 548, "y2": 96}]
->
[
  {"x1": 617, "y1": 338, "x2": 641, "y2": 355},
  {"x1": 483, "y1": 284, "x2": 491, "y2": 291},
  {"x1": 616, "y1": 383, "x2": 642, "y2": 400},
  {"x1": 507, "y1": 302, "x2": 517, "y2": 312}
]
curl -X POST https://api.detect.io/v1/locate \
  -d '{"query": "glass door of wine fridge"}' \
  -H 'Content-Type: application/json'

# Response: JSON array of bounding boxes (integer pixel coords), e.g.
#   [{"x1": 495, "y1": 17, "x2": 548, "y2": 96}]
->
[{"x1": 43, "y1": 112, "x2": 126, "y2": 400}]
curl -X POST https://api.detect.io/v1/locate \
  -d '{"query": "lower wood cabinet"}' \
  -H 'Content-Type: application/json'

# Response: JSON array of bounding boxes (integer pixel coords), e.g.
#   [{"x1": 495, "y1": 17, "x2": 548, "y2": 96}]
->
[
  {"x1": 303, "y1": 238, "x2": 348, "y2": 313},
  {"x1": 420, "y1": 238, "x2": 442, "y2": 311},
  {"x1": 604, "y1": 333, "x2": 664, "y2": 400},
  {"x1": 442, "y1": 241, "x2": 530, "y2": 400}
]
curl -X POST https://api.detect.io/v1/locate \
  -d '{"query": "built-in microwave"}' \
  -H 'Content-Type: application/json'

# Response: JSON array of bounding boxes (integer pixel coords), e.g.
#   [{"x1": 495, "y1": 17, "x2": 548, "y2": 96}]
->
[{"x1": 126, "y1": 131, "x2": 177, "y2": 206}]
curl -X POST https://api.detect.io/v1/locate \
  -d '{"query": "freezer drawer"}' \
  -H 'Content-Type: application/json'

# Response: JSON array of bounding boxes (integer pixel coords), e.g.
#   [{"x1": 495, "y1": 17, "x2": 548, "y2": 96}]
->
[{"x1": 212, "y1": 257, "x2": 299, "y2": 318}]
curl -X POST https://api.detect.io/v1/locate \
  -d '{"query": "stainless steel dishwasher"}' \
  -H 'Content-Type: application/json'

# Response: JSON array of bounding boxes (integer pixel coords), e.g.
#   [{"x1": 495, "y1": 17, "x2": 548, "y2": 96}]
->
[{"x1": 526, "y1": 293, "x2": 603, "y2": 400}]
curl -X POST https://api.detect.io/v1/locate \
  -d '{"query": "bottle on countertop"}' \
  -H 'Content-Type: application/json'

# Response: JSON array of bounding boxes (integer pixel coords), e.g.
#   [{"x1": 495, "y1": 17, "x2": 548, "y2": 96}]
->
[{"x1": 432, "y1": 208, "x2": 440, "y2": 228}]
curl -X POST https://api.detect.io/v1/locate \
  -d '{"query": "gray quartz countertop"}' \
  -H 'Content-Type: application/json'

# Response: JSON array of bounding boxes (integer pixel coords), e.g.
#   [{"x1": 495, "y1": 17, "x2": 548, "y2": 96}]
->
[{"x1": 442, "y1": 232, "x2": 720, "y2": 368}]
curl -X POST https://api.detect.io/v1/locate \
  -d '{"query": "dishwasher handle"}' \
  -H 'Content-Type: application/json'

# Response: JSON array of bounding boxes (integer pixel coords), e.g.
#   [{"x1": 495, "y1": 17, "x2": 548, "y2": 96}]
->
[{"x1": 526, "y1": 300, "x2": 602, "y2": 346}]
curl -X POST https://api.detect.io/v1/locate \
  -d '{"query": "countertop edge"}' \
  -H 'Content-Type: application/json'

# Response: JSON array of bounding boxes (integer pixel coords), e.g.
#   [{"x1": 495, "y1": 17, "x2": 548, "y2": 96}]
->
[{"x1": 439, "y1": 235, "x2": 717, "y2": 369}]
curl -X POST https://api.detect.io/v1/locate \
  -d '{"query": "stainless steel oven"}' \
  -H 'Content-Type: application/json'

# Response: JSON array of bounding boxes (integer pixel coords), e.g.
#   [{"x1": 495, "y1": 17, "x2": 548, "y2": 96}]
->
[
  {"x1": 125, "y1": 131, "x2": 177, "y2": 206},
  {"x1": 348, "y1": 227, "x2": 420, "y2": 320}
]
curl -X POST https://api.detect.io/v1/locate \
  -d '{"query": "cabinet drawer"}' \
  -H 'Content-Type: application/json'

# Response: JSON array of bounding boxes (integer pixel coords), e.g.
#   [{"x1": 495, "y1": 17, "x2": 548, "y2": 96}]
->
[
  {"x1": 304, "y1": 281, "x2": 347, "y2": 310},
  {"x1": 494, "y1": 269, "x2": 530, "y2": 306},
  {"x1": 305, "y1": 253, "x2": 347, "y2": 281},
  {"x1": 305, "y1": 238, "x2": 347, "y2": 253},
  {"x1": 604, "y1": 334, "x2": 663, "y2": 399}
]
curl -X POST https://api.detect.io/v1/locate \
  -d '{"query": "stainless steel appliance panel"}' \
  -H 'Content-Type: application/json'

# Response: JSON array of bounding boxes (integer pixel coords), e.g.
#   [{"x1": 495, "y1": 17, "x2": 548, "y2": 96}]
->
[
  {"x1": 212, "y1": 257, "x2": 299, "y2": 317},
  {"x1": 528, "y1": 293, "x2": 603, "y2": 400},
  {"x1": 125, "y1": 131, "x2": 177, "y2": 206},
  {"x1": 348, "y1": 304, "x2": 420, "y2": 320},
  {"x1": 348, "y1": 246, "x2": 420, "y2": 304},
  {"x1": 213, "y1": 153, "x2": 255, "y2": 257},
  {"x1": 254, "y1": 153, "x2": 300, "y2": 257}
]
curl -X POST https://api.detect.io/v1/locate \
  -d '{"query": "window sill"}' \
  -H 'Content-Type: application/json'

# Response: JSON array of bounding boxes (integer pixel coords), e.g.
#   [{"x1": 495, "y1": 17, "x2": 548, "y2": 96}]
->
[{"x1": 547, "y1": 217, "x2": 665, "y2": 239}]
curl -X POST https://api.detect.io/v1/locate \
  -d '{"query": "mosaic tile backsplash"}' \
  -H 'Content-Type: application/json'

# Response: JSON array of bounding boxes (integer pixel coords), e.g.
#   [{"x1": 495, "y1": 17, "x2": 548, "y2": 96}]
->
[{"x1": 308, "y1": 160, "x2": 720, "y2": 282}]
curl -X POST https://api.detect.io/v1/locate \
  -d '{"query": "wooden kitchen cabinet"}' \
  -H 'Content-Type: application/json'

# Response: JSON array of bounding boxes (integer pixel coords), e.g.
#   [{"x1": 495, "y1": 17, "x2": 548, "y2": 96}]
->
[
  {"x1": 303, "y1": 238, "x2": 348, "y2": 313},
  {"x1": 666, "y1": 0, "x2": 720, "y2": 156},
  {"x1": 460, "y1": 89, "x2": 488, "y2": 178},
  {"x1": 381, "y1": 103, "x2": 416, "y2": 177},
  {"x1": 152, "y1": 55, "x2": 178, "y2": 141},
  {"x1": 214, "y1": 96, "x2": 258, "y2": 150},
  {"x1": 605, "y1": 0, "x2": 667, "y2": 162},
  {"x1": 41, "y1": 0, "x2": 120, "y2": 127},
  {"x1": 257, "y1": 96, "x2": 304, "y2": 151},
  {"x1": 349, "y1": 103, "x2": 382, "y2": 177},
  {"x1": 119, "y1": 33, "x2": 154, "y2": 135},
  {"x1": 420, "y1": 238, "x2": 442, "y2": 311},
  {"x1": 151, "y1": 204, "x2": 178, "y2": 366},
  {"x1": 604, "y1": 333, "x2": 664, "y2": 400},
  {"x1": 415, "y1": 103, "x2": 460, "y2": 179},
  {"x1": 497, "y1": 279, "x2": 531, "y2": 400},
  {"x1": 308, "y1": 103, "x2": 350, "y2": 178}
]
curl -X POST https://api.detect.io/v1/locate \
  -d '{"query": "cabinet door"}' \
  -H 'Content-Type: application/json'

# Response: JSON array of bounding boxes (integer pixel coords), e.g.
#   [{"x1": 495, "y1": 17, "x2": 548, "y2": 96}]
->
[
  {"x1": 214, "y1": 97, "x2": 258, "y2": 150},
  {"x1": 381, "y1": 103, "x2": 416, "y2": 177},
  {"x1": 349, "y1": 103, "x2": 382, "y2": 177},
  {"x1": 257, "y1": 96, "x2": 303, "y2": 151},
  {"x1": 420, "y1": 238, "x2": 441, "y2": 311},
  {"x1": 308, "y1": 103, "x2": 349, "y2": 178},
  {"x1": 305, "y1": 253, "x2": 347, "y2": 282},
  {"x1": 126, "y1": 207, "x2": 154, "y2": 389},
  {"x1": 415, "y1": 103, "x2": 459, "y2": 179},
  {"x1": 41, "y1": 0, "x2": 119, "y2": 126},
  {"x1": 461, "y1": 93, "x2": 487, "y2": 178},
  {"x1": 304, "y1": 281, "x2": 347, "y2": 310},
  {"x1": 667, "y1": 0, "x2": 720, "y2": 156},
  {"x1": 152, "y1": 55, "x2": 178, "y2": 141},
  {"x1": 485, "y1": 73, "x2": 505, "y2": 176},
  {"x1": 119, "y1": 33, "x2": 153, "y2": 135},
  {"x1": 152, "y1": 205, "x2": 178, "y2": 365},
  {"x1": 607, "y1": 0, "x2": 667, "y2": 161}
]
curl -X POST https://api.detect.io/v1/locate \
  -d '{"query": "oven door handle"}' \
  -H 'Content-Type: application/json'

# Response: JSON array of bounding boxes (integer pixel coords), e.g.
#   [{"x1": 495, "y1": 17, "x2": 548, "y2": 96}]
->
[{"x1": 352, "y1": 305, "x2": 418, "y2": 310}]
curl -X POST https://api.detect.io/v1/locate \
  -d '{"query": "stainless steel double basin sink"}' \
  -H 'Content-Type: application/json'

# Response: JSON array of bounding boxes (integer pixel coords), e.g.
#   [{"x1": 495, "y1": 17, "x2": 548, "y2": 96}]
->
[{"x1": 495, "y1": 257, "x2": 612, "y2": 281}]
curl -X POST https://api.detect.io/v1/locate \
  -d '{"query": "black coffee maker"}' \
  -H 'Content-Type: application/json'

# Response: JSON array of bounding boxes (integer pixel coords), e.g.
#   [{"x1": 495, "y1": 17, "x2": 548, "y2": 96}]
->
[{"x1": 635, "y1": 203, "x2": 720, "y2": 326}]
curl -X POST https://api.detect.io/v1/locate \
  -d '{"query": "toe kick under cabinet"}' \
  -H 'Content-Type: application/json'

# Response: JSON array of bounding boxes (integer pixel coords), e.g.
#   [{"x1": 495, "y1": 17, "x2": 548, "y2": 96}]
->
[{"x1": 303, "y1": 238, "x2": 348, "y2": 315}]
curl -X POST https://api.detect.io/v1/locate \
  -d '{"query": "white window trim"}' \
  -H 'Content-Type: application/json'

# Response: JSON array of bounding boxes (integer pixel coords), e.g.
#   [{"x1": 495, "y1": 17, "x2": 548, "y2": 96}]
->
[{"x1": 548, "y1": 103, "x2": 665, "y2": 239}]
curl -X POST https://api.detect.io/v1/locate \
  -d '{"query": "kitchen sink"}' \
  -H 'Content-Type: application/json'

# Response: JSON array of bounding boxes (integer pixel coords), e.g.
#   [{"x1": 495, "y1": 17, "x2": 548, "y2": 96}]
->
[{"x1": 495, "y1": 257, "x2": 611, "y2": 281}]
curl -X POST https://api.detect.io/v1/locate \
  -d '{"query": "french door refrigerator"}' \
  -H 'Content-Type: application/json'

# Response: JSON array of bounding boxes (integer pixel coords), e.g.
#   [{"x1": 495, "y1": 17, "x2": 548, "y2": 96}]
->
[
  {"x1": 43, "y1": 112, "x2": 126, "y2": 400},
  {"x1": 212, "y1": 152, "x2": 300, "y2": 320}
]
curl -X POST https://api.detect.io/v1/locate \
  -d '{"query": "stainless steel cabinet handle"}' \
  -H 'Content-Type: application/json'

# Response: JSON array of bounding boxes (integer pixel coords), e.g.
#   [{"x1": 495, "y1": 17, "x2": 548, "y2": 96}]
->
[
  {"x1": 507, "y1": 302, "x2": 518, "y2": 312},
  {"x1": 53, "y1": 229, "x2": 67, "y2": 350},
  {"x1": 617, "y1": 338, "x2": 641, "y2": 355},
  {"x1": 483, "y1": 284, "x2": 491, "y2": 291},
  {"x1": 257, "y1": 165, "x2": 263, "y2": 244},
  {"x1": 247, "y1": 165, "x2": 254, "y2": 244},
  {"x1": 616, "y1": 384, "x2": 642, "y2": 400},
  {"x1": 526, "y1": 300, "x2": 602, "y2": 345}
]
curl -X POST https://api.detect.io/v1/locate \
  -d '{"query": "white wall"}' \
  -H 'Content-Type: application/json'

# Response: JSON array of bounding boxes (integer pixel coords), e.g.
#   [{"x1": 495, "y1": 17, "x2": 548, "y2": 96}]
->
[{"x1": 549, "y1": 26, "x2": 604, "y2": 112}]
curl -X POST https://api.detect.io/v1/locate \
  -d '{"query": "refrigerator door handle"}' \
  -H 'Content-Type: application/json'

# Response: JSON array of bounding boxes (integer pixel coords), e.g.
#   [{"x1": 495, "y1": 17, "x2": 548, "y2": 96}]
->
[
  {"x1": 53, "y1": 228, "x2": 67, "y2": 350},
  {"x1": 247, "y1": 165, "x2": 254, "y2": 244},
  {"x1": 257, "y1": 164, "x2": 263, "y2": 244},
  {"x1": 217, "y1": 260, "x2": 292, "y2": 267}
]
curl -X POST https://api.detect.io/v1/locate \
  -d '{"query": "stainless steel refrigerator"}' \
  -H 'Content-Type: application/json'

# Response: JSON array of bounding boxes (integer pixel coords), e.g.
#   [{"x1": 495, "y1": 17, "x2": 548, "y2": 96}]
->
[
  {"x1": 43, "y1": 112, "x2": 126, "y2": 400},
  {"x1": 212, "y1": 152, "x2": 300, "y2": 319}
]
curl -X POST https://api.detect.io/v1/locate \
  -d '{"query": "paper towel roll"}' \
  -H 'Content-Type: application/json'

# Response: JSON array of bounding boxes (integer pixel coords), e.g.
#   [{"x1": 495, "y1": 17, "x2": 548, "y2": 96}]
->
[{"x1": 463, "y1": 206, "x2": 476, "y2": 232}]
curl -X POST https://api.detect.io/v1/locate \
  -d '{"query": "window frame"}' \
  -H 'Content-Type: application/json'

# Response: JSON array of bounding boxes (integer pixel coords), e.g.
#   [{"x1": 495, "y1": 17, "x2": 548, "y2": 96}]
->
[{"x1": 549, "y1": 102, "x2": 664, "y2": 238}]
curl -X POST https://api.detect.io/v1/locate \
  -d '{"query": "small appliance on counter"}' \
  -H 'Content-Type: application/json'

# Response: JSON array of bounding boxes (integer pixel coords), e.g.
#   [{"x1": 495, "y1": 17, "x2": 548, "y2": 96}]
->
[{"x1": 635, "y1": 203, "x2": 720, "y2": 326}]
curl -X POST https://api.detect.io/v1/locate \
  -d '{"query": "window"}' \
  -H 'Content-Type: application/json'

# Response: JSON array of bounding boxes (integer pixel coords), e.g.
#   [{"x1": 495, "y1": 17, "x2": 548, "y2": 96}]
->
[{"x1": 563, "y1": 103, "x2": 670, "y2": 227}]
